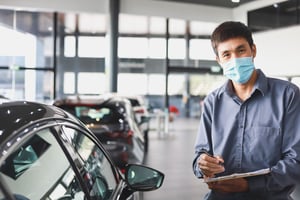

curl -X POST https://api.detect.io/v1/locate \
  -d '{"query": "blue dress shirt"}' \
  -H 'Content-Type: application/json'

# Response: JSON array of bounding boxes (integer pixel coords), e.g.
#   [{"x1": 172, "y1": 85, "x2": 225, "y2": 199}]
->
[{"x1": 193, "y1": 69, "x2": 300, "y2": 200}]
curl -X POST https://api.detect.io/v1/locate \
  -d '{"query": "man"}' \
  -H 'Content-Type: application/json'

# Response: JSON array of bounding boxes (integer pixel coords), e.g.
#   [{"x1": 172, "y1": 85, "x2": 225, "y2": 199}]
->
[{"x1": 193, "y1": 21, "x2": 300, "y2": 199}]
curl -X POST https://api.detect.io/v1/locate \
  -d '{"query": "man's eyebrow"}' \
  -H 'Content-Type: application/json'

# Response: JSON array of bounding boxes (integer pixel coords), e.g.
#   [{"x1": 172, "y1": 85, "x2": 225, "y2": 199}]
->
[
  {"x1": 219, "y1": 43, "x2": 247, "y2": 55},
  {"x1": 236, "y1": 44, "x2": 246, "y2": 50},
  {"x1": 219, "y1": 50, "x2": 229, "y2": 55}
]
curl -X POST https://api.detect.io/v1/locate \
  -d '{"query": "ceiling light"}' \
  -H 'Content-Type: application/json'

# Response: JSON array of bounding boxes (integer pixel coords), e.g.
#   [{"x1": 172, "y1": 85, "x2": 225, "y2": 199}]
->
[{"x1": 232, "y1": 0, "x2": 240, "y2": 3}]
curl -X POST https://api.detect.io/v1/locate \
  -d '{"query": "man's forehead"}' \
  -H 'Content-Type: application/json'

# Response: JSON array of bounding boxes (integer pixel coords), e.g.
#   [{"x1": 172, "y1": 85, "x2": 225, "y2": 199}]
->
[{"x1": 217, "y1": 38, "x2": 249, "y2": 53}]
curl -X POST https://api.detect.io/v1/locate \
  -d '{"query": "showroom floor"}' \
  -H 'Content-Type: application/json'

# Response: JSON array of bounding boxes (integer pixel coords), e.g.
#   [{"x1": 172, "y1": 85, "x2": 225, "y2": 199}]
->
[{"x1": 143, "y1": 117, "x2": 209, "y2": 200}]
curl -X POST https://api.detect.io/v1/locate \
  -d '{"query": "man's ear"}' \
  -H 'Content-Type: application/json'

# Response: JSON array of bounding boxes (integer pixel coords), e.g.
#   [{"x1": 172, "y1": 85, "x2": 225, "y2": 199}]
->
[
  {"x1": 216, "y1": 56, "x2": 220, "y2": 64},
  {"x1": 252, "y1": 44, "x2": 257, "y2": 58}
]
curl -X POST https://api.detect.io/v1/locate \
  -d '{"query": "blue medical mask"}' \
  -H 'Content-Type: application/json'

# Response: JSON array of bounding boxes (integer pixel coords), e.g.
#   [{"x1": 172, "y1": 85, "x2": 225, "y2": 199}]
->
[{"x1": 221, "y1": 57, "x2": 255, "y2": 84}]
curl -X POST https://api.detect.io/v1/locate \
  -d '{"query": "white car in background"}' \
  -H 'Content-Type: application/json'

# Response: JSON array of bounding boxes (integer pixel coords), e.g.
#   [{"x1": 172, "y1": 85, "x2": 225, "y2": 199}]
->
[{"x1": 106, "y1": 93, "x2": 151, "y2": 152}]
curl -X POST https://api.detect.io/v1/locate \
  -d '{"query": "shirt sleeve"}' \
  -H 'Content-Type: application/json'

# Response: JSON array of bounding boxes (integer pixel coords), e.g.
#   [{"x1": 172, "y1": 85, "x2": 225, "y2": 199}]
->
[{"x1": 193, "y1": 95, "x2": 213, "y2": 178}]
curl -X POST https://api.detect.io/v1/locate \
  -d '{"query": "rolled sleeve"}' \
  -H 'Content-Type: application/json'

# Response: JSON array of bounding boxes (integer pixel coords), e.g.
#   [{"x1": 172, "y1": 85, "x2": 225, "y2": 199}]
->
[{"x1": 193, "y1": 154, "x2": 203, "y2": 178}]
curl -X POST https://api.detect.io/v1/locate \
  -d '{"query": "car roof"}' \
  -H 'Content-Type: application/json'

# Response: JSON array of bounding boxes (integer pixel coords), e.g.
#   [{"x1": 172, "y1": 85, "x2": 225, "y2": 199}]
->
[
  {"x1": 105, "y1": 93, "x2": 146, "y2": 105},
  {"x1": 53, "y1": 94, "x2": 131, "y2": 108},
  {"x1": 0, "y1": 101, "x2": 73, "y2": 144}
]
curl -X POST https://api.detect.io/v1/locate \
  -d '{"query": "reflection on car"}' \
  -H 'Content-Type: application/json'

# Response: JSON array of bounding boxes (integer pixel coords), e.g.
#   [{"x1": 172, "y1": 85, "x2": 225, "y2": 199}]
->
[
  {"x1": 0, "y1": 101, "x2": 164, "y2": 200},
  {"x1": 53, "y1": 95, "x2": 146, "y2": 173}
]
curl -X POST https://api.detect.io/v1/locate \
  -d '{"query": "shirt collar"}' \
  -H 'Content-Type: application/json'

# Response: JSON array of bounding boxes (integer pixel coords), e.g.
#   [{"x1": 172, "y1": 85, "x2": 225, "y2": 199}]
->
[
  {"x1": 253, "y1": 69, "x2": 268, "y2": 96},
  {"x1": 217, "y1": 69, "x2": 268, "y2": 99}
]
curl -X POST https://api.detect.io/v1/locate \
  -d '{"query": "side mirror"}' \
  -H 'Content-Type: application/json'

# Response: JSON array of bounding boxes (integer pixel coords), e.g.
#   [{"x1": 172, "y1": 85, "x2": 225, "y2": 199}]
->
[
  {"x1": 138, "y1": 116, "x2": 150, "y2": 126},
  {"x1": 124, "y1": 164, "x2": 164, "y2": 191}
]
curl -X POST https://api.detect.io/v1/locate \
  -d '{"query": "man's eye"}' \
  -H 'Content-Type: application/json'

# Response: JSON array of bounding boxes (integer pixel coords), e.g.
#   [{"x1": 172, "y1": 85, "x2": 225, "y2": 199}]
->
[
  {"x1": 223, "y1": 53, "x2": 230, "y2": 58},
  {"x1": 238, "y1": 49, "x2": 245, "y2": 53}
]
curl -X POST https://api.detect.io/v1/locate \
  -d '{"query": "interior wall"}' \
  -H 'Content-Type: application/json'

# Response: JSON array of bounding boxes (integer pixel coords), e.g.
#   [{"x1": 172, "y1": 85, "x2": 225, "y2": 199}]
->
[
  {"x1": 253, "y1": 25, "x2": 300, "y2": 77},
  {"x1": 232, "y1": 0, "x2": 299, "y2": 77}
]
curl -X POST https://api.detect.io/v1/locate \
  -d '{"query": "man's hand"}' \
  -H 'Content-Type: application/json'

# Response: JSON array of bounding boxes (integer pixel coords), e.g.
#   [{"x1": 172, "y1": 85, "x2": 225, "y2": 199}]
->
[
  {"x1": 206, "y1": 178, "x2": 249, "y2": 193},
  {"x1": 198, "y1": 153, "x2": 225, "y2": 177}
]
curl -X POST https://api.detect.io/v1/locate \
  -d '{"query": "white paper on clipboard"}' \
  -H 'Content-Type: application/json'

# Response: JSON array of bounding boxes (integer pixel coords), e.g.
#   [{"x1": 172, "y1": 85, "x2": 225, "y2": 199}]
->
[{"x1": 204, "y1": 168, "x2": 271, "y2": 183}]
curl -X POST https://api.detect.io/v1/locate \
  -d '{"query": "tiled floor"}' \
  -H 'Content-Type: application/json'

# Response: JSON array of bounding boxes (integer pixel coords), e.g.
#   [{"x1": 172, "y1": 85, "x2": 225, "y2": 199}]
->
[{"x1": 143, "y1": 117, "x2": 209, "y2": 200}]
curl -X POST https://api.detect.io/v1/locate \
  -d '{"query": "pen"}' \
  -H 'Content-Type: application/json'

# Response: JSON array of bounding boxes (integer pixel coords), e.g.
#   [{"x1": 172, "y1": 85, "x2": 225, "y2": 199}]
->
[{"x1": 203, "y1": 150, "x2": 224, "y2": 166}]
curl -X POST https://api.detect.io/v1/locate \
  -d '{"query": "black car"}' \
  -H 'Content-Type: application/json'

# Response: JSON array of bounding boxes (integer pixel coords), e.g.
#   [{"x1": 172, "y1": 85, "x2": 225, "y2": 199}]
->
[
  {"x1": 53, "y1": 95, "x2": 146, "y2": 173},
  {"x1": 0, "y1": 101, "x2": 164, "y2": 200}
]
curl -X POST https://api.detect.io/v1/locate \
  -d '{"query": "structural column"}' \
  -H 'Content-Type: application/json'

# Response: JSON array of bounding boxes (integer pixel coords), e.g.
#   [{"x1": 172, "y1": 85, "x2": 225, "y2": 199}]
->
[
  {"x1": 106, "y1": 0, "x2": 119, "y2": 92},
  {"x1": 164, "y1": 18, "x2": 170, "y2": 136},
  {"x1": 183, "y1": 21, "x2": 191, "y2": 118}
]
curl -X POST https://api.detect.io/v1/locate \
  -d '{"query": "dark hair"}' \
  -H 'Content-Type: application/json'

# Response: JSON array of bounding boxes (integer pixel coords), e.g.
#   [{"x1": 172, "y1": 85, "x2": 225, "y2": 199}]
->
[{"x1": 211, "y1": 21, "x2": 254, "y2": 56}]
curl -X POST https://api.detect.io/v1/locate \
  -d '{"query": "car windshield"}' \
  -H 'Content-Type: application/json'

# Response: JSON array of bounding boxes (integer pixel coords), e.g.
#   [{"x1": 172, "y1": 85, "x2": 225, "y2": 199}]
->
[{"x1": 74, "y1": 106, "x2": 123, "y2": 125}]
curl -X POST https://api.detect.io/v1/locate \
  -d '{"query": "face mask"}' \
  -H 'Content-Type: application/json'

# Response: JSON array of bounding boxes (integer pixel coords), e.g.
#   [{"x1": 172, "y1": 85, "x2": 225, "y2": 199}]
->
[{"x1": 221, "y1": 57, "x2": 255, "y2": 84}]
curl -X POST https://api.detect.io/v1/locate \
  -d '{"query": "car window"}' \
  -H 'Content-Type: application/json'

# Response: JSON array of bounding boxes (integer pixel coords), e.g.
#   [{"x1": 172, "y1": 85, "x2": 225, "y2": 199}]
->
[
  {"x1": 0, "y1": 128, "x2": 85, "y2": 200},
  {"x1": 128, "y1": 99, "x2": 140, "y2": 107},
  {"x1": 61, "y1": 126, "x2": 118, "y2": 200},
  {"x1": 1, "y1": 135, "x2": 50, "y2": 180}
]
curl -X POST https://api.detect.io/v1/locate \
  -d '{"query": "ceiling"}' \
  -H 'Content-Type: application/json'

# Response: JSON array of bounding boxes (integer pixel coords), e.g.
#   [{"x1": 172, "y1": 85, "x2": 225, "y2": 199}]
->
[{"x1": 158, "y1": 0, "x2": 258, "y2": 8}]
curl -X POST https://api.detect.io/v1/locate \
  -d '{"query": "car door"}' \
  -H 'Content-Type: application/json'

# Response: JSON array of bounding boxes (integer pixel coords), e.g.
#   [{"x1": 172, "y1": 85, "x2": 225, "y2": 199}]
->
[
  {"x1": 0, "y1": 126, "x2": 87, "y2": 200},
  {"x1": 57, "y1": 124, "x2": 125, "y2": 200},
  {"x1": 0, "y1": 121, "x2": 129, "y2": 200}
]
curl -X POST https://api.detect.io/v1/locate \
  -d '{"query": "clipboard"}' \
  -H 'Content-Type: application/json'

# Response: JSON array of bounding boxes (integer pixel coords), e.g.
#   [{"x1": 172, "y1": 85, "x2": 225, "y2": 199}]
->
[{"x1": 204, "y1": 168, "x2": 271, "y2": 183}]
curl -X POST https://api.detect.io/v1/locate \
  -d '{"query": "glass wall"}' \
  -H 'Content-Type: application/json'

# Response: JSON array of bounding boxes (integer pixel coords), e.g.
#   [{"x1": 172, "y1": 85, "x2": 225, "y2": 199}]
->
[
  {"x1": 56, "y1": 12, "x2": 106, "y2": 97},
  {"x1": 0, "y1": 9, "x2": 227, "y2": 116},
  {"x1": 56, "y1": 12, "x2": 222, "y2": 99},
  {"x1": 3, "y1": 7, "x2": 298, "y2": 117},
  {"x1": 0, "y1": 9, "x2": 54, "y2": 102},
  {"x1": 1, "y1": 6, "x2": 298, "y2": 118}
]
